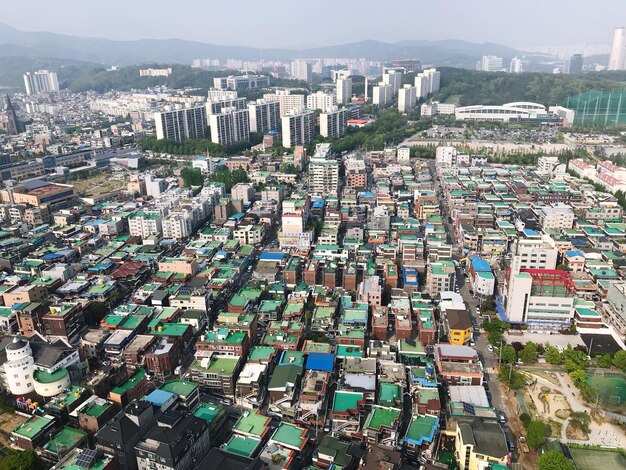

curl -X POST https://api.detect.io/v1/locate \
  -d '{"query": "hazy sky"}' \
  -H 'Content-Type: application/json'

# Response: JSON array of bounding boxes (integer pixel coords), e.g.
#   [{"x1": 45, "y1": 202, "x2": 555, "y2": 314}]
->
[{"x1": 2, "y1": 0, "x2": 625, "y2": 49}]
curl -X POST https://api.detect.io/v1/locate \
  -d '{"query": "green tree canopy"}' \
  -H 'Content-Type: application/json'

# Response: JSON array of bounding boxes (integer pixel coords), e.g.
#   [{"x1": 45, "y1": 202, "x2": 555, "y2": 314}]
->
[
  {"x1": 519, "y1": 342, "x2": 538, "y2": 364},
  {"x1": 500, "y1": 345, "x2": 517, "y2": 364},
  {"x1": 180, "y1": 167, "x2": 204, "y2": 187},
  {"x1": 538, "y1": 450, "x2": 573, "y2": 470},
  {"x1": 569, "y1": 369, "x2": 587, "y2": 388},
  {"x1": 545, "y1": 346, "x2": 562, "y2": 365},
  {"x1": 596, "y1": 353, "x2": 613, "y2": 368},
  {"x1": 0, "y1": 451, "x2": 41, "y2": 470},
  {"x1": 613, "y1": 350, "x2": 626, "y2": 371},
  {"x1": 526, "y1": 420, "x2": 546, "y2": 450}
]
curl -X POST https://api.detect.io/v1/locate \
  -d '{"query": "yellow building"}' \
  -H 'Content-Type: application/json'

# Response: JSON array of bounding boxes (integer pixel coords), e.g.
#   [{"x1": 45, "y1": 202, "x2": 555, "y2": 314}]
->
[
  {"x1": 446, "y1": 309, "x2": 472, "y2": 345},
  {"x1": 454, "y1": 420, "x2": 509, "y2": 470}
]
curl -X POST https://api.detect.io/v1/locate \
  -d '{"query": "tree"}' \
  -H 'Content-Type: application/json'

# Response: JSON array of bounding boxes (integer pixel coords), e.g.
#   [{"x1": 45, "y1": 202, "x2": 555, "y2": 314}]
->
[
  {"x1": 538, "y1": 450, "x2": 573, "y2": 470},
  {"x1": 487, "y1": 330, "x2": 503, "y2": 346},
  {"x1": 562, "y1": 347, "x2": 589, "y2": 370},
  {"x1": 613, "y1": 350, "x2": 626, "y2": 371},
  {"x1": 180, "y1": 167, "x2": 204, "y2": 187},
  {"x1": 569, "y1": 368, "x2": 587, "y2": 388},
  {"x1": 501, "y1": 345, "x2": 517, "y2": 364},
  {"x1": 520, "y1": 412, "x2": 531, "y2": 429},
  {"x1": 526, "y1": 420, "x2": 546, "y2": 450},
  {"x1": 519, "y1": 342, "x2": 538, "y2": 364},
  {"x1": 597, "y1": 353, "x2": 613, "y2": 368},
  {"x1": 498, "y1": 365, "x2": 525, "y2": 389},
  {"x1": 0, "y1": 451, "x2": 41, "y2": 470},
  {"x1": 545, "y1": 346, "x2": 562, "y2": 365}
]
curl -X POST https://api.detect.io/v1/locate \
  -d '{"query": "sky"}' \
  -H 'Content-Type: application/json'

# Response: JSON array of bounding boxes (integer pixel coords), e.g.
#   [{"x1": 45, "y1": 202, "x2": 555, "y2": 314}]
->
[{"x1": 2, "y1": 0, "x2": 626, "y2": 49}]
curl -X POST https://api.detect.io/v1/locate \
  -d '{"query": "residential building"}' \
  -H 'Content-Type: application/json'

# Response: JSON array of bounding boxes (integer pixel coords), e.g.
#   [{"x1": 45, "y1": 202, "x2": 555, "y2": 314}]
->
[
  {"x1": 23, "y1": 70, "x2": 59, "y2": 95},
  {"x1": 320, "y1": 108, "x2": 348, "y2": 138},
  {"x1": 307, "y1": 92, "x2": 337, "y2": 112},
  {"x1": 213, "y1": 75, "x2": 270, "y2": 91},
  {"x1": 209, "y1": 107, "x2": 250, "y2": 146},
  {"x1": 154, "y1": 107, "x2": 207, "y2": 143},
  {"x1": 398, "y1": 85, "x2": 417, "y2": 113},
  {"x1": 609, "y1": 27, "x2": 626, "y2": 71},
  {"x1": 454, "y1": 419, "x2": 509, "y2": 470},
  {"x1": 248, "y1": 100, "x2": 280, "y2": 133},
  {"x1": 478, "y1": 56, "x2": 504, "y2": 72},
  {"x1": 336, "y1": 77, "x2": 352, "y2": 104},
  {"x1": 291, "y1": 60, "x2": 312, "y2": 82},
  {"x1": 282, "y1": 108, "x2": 315, "y2": 148},
  {"x1": 373, "y1": 83, "x2": 393, "y2": 106}
]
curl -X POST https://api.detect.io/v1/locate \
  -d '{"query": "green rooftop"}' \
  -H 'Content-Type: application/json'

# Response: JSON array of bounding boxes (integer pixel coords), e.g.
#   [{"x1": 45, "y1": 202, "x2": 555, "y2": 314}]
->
[
  {"x1": 110, "y1": 368, "x2": 146, "y2": 395},
  {"x1": 233, "y1": 412, "x2": 270, "y2": 438},
  {"x1": 223, "y1": 435, "x2": 262, "y2": 457},
  {"x1": 160, "y1": 379, "x2": 198, "y2": 398},
  {"x1": 333, "y1": 391, "x2": 364, "y2": 413},
  {"x1": 194, "y1": 403, "x2": 224, "y2": 427},
  {"x1": 201, "y1": 356, "x2": 239, "y2": 375},
  {"x1": 248, "y1": 345, "x2": 276, "y2": 362},
  {"x1": 270, "y1": 422, "x2": 306, "y2": 449},
  {"x1": 34, "y1": 367, "x2": 69, "y2": 384},
  {"x1": 364, "y1": 406, "x2": 401, "y2": 431},
  {"x1": 82, "y1": 401, "x2": 113, "y2": 418},
  {"x1": 13, "y1": 415, "x2": 53, "y2": 439},
  {"x1": 336, "y1": 345, "x2": 362, "y2": 358},
  {"x1": 43, "y1": 426, "x2": 87, "y2": 454},
  {"x1": 379, "y1": 383, "x2": 401, "y2": 406},
  {"x1": 153, "y1": 322, "x2": 190, "y2": 336}
]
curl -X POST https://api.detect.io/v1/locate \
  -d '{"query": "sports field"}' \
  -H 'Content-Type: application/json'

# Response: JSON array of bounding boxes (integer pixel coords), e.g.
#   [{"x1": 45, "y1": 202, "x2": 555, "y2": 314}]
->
[
  {"x1": 587, "y1": 372, "x2": 626, "y2": 406},
  {"x1": 570, "y1": 448, "x2": 626, "y2": 470}
]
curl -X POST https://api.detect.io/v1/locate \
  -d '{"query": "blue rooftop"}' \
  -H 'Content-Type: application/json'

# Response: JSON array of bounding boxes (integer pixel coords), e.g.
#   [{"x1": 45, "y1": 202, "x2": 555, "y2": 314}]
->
[
  {"x1": 523, "y1": 228, "x2": 541, "y2": 238},
  {"x1": 267, "y1": 130, "x2": 279, "y2": 136},
  {"x1": 470, "y1": 257, "x2": 491, "y2": 272},
  {"x1": 259, "y1": 252, "x2": 285, "y2": 261},
  {"x1": 144, "y1": 389, "x2": 175, "y2": 407},
  {"x1": 566, "y1": 249, "x2": 584, "y2": 257},
  {"x1": 305, "y1": 353, "x2": 335, "y2": 372},
  {"x1": 312, "y1": 199, "x2": 325, "y2": 208}
]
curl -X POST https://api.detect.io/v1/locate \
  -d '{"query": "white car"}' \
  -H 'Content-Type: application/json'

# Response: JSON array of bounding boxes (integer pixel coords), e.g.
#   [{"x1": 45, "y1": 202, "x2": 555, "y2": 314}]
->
[{"x1": 487, "y1": 344, "x2": 494, "y2": 352}]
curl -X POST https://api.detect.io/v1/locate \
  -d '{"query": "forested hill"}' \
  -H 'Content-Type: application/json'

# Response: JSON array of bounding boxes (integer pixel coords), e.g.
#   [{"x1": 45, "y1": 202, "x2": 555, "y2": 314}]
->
[{"x1": 435, "y1": 67, "x2": 626, "y2": 107}]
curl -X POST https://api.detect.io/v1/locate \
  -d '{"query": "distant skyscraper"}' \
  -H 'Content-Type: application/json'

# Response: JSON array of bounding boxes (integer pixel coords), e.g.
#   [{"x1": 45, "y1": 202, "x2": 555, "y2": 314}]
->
[
  {"x1": 479, "y1": 56, "x2": 504, "y2": 72},
  {"x1": 509, "y1": 57, "x2": 524, "y2": 74},
  {"x1": 4, "y1": 95, "x2": 22, "y2": 135},
  {"x1": 23, "y1": 70, "x2": 59, "y2": 95},
  {"x1": 336, "y1": 77, "x2": 352, "y2": 105},
  {"x1": 609, "y1": 27, "x2": 626, "y2": 71},
  {"x1": 398, "y1": 85, "x2": 417, "y2": 113},
  {"x1": 382, "y1": 68, "x2": 403, "y2": 96},
  {"x1": 566, "y1": 54, "x2": 584, "y2": 75},
  {"x1": 290, "y1": 60, "x2": 312, "y2": 82}
]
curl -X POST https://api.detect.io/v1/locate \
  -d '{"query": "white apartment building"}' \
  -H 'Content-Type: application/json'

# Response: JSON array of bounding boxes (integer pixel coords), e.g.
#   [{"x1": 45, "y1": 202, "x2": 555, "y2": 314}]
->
[
  {"x1": 307, "y1": 92, "x2": 337, "y2": 112},
  {"x1": 373, "y1": 83, "x2": 393, "y2": 106},
  {"x1": 291, "y1": 60, "x2": 312, "y2": 82},
  {"x1": 479, "y1": 56, "x2": 504, "y2": 72},
  {"x1": 506, "y1": 271, "x2": 575, "y2": 326},
  {"x1": 263, "y1": 90, "x2": 306, "y2": 117},
  {"x1": 398, "y1": 85, "x2": 417, "y2": 112},
  {"x1": 213, "y1": 74, "x2": 270, "y2": 91},
  {"x1": 209, "y1": 107, "x2": 250, "y2": 146},
  {"x1": 605, "y1": 281, "x2": 626, "y2": 337},
  {"x1": 206, "y1": 97, "x2": 247, "y2": 116},
  {"x1": 415, "y1": 68, "x2": 441, "y2": 99},
  {"x1": 128, "y1": 213, "x2": 163, "y2": 238},
  {"x1": 309, "y1": 158, "x2": 339, "y2": 197},
  {"x1": 145, "y1": 175, "x2": 166, "y2": 198},
  {"x1": 207, "y1": 89, "x2": 238, "y2": 102},
  {"x1": 509, "y1": 57, "x2": 523, "y2": 73},
  {"x1": 23, "y1": 70, "x2": 59, "y2": 95},
  {"x1": 248, "y1": 100, "x2": 281, "y2": 133},
  {"x1": 609, "y1": 27, "x2": 626, "y2": 71},
  {"x1": 281, "y1": 108, "x2": 315, "y2": 147},
  {"x1": 162, "y1": 214, "x2": 193, "y2": 240},
  {"x1": 382, "y1": 68, "x2": 403, "y2": 96},
  {"x1": 538, "y1": 204, "x2": 575, "y2": 230},
  {"x1": 510, "y1": 238, "x2": 558, "y2": 275},
  {"x1": 336, "y1": 77, "x2": 352, "y2": 104},
  {"x1": 320, "y1": 108, "x2": 348, "y2": 138},
  {"x1": 233, "y1": 224, "x2": 266, "y2": 245},
  {"x1": 420, "y1": 102, "x2": 456, "y2": 117},
  {"x1": 139, "y1": 68, "x2": 172, "y2": 77},
  {"x1": 154, "y1": 106, "x2": 207, "y2": 143}
]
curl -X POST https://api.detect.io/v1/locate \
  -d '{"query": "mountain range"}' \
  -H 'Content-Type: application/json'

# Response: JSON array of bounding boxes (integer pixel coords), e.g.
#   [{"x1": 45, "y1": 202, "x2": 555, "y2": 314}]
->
[{"x1": 0, "y1": 22, "x2": 524, "y2": 68}]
